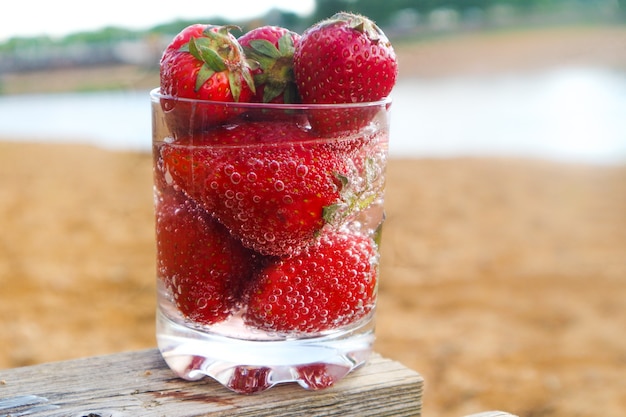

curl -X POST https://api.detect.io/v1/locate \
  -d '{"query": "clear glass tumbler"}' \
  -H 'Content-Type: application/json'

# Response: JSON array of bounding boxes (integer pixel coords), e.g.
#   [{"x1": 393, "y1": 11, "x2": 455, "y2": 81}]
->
[{"x1": 151, "y1": 88, "x2": 390, "y2": 393}]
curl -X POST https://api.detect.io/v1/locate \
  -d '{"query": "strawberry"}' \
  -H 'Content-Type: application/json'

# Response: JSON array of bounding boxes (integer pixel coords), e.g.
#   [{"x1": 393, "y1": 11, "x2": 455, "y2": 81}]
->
[
  {"x1": 155, "y1": 189, "x2": 258, "y2": 325},
  {"x1": 244, "y1": 231, "x2": 378, "y2": 334},
  {"x1": 159, "y1": 24, "x2": 256, "y2": 135},
  {"x1": 295, "y1": 363, "x2": 352, "y2": 390},
  {"x1": 159, "y1": 120, "x2": 311, "y2": 211},
  {"x1": 238, "y1": 26, "x2": 301, "y2": 104},
  {"x1": 227, "y1": 366, "x2": 273, "y2": 394},
  {"x1": 293, "y1": 13, "x2": 397, "y2": 134},
  {"x1": 160, "y1": 121, "x2": 361, "y2": 256}
]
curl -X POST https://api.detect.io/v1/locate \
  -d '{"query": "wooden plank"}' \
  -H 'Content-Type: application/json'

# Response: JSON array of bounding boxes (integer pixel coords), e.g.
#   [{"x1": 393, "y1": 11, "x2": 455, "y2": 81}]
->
[{"x1": 0, "y1": 349, "x2": 424, "y2": 417}]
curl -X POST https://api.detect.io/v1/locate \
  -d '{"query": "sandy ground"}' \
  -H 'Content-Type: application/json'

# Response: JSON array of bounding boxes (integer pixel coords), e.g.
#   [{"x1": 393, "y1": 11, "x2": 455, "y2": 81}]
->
[{"x1": 1, "y1": 25, "x2": 626, "y2": 416}]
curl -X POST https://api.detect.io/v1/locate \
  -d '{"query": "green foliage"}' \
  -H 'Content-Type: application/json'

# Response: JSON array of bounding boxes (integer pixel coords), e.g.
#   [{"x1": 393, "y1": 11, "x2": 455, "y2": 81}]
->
[
  {"x1": 62, "y1": 26, "x2": 141, "y2": 44},
  {"x1": 618, "y1": 0, "x2": 626, "y2": 18},
  {"x1": 310, "y1": 0, "x2": 626, "y2": 25},
  {"x1": 0, "y1": 35, "x2": 56, "y2": 52},
  {"x1": 0, "y1": 0, "x2": 622, "y2": 53},
  {"x1": 148, "y1": 17, "x2": 229, "y2": 36}
]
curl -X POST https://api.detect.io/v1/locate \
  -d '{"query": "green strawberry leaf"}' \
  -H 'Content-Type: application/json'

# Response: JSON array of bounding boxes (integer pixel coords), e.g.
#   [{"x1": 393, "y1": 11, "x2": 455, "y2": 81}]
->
[
  {"x1": 186, "y1": 37, "x2": 201, "y2": 59},
  {"x1": 336, "y1": 172, "x2": 350, "y2": 189},
  {"x1": 262, "y1": 80, "x2": 287, "y2": 103},
  {"x1": 196, "y1": 65, "x2": 216, "y2": 92},
  {"x1": 322, "y1": 173, "x2": 349, "y2": 224},
  {"x1": 208, "y1": 24, "x2": 241, "y2": 37},
  {"x1": 249, "y1": 39, "x2": 281, "y2": 59},
  {"x1": 228, "y1": 71, "x2": 243, "y2": 102},
  {"x1": 246, "y1": 59, "x2": 261, "y2": 71},
  {"x1": 277, "y1": 32, "x2": 295, "y2": 54},
  {"x1": 322, "y1": 203, "x2": 341, "y2": 224},
  {"x1": 190, "y1": 38, "x2": 227, "y2": 72},
  {"x1": 322, "y1": 159, "x2": 381, "y2": 225},
  {"x1": 373, "y1": 220, "x2": 384, "y2": 248},
  {"x1": 241, "y1": 66, "x2": 257, "y2": 97},
  {"x1": 242, "y1": 43, "x2": 278, "y2": 79}
]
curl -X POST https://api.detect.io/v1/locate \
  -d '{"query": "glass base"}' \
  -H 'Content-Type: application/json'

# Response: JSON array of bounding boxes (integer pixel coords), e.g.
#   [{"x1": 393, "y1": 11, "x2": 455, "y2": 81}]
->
[{"x1": 156, "y1": 308, "x2": 374, "y2": 394}]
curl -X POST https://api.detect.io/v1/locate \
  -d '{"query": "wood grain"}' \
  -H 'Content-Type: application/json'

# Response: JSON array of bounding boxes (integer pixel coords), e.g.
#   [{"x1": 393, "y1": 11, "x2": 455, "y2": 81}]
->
[{"x1": 0, "y1": 349, "x2": 424, "y2": 417}]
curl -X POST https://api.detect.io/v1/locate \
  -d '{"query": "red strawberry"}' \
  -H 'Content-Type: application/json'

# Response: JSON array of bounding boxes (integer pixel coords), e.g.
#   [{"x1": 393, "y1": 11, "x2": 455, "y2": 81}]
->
[
  {"x1": 227, "y1": 366, "x2": 273, "y2": 394},
  {"x1": 295, "y1": 363, "x2": 352, "y2": 390},
  {"x1": 244, "y1": 231, "x2": 378, "y2": 334},
  {"x1": 155, "y1": 189, "x2": 258, "y2": 325},
  {"x1": 160, "y1": 121, "x2": 360, "y2": 256},
  {"x1": 159, "y1": 24, "x2": 256, "y2": 135},
  {"x1": 238, "y1": 26, "x2": 301, "y2": 104},
  {"x1": 293, "y1": 13, "x2": 397, "y2": 134},
  {"x1": 159, "y1": 120, "x2": 313, "y2": 212}
]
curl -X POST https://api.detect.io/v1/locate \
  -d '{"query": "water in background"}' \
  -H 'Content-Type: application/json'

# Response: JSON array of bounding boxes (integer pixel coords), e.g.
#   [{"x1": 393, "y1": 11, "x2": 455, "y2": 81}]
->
[
  {"x1": 391, "y1": 67, "x2": 626, "y2": 164},
  {"x1": 1, "y1": 66, "x2": 625, "y2": 164}
]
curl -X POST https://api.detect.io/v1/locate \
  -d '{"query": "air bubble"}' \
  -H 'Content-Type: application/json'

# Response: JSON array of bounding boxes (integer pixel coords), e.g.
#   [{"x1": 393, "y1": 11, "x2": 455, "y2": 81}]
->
[
  {"x1": 269, "y1": 161, "x2": 280, "y2": 172},
  {"x1": 274, "y1": 180, "x2": 285, "y2": 191},
  {"x1": 196, "y1": 298, "x2": 208, "y2": 309},
  {"x1": 164, "y1": 170, "x2": 173, "y2": 184},
  {"x1": 230, "y1": 172, "x2": 242, "y2": 184}
]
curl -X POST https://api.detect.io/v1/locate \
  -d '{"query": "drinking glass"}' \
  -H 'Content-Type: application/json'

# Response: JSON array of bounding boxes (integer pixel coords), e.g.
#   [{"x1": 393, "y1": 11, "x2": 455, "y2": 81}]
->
[{"x1": 151, "y1": 88, "x2": 390, "y2": 393}]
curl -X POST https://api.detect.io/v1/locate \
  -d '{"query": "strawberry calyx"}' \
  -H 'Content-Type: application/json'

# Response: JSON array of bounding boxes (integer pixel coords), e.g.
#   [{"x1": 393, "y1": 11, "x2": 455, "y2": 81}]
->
[
  {"x1": 329, "y1": 12, "x2": 389, "y2": 45},
  {"x1": 323, "y1": 156, "x2": 382, "y2": 226},
  {"x1": 180, "y1": 25, "x2": 256, "y2": 102},
  {"x1": 241, "y1": 30, "x2": 300, "y2": 103}
]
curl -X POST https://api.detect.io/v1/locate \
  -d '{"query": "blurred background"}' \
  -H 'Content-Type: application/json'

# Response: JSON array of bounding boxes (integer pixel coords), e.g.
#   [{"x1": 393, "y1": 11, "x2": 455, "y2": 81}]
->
[
  {"x1": 1, "y1": 0, "x2": 625, "y2": 162},
  {"x1": 1, "y1": 1, "x2": 625, "y2": 417}
]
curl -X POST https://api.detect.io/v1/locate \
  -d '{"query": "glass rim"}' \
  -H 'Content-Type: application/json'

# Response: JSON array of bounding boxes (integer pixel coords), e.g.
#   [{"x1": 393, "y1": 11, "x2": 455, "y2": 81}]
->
[{"x1": 150, "y1": 88, "x2": 392, "y2": 110}]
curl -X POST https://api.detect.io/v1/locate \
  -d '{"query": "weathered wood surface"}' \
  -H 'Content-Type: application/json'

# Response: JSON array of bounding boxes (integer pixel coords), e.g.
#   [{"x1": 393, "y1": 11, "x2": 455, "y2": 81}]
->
[{"x1": 0, "y1": 349, "x2": 424, "y2": 417}]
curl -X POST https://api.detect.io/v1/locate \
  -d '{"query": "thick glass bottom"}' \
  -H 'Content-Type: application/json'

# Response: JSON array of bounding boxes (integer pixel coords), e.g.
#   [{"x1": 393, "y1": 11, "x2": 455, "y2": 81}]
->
[{"x1": 156, "y1": 308, "x2": 374, "y2": 394}]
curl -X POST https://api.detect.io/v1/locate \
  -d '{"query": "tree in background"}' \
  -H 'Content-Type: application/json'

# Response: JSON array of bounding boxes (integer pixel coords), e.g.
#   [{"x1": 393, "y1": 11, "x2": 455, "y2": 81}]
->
[
  {"x1": 311, "y1": 0, "x2": 408, "y2": 26},
  {"x1": 310, "y1": 0, "x2": 625, "y2": 27},
  {"x1": 312, "y1": 0, "x2": 497, "y2": 26}
]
